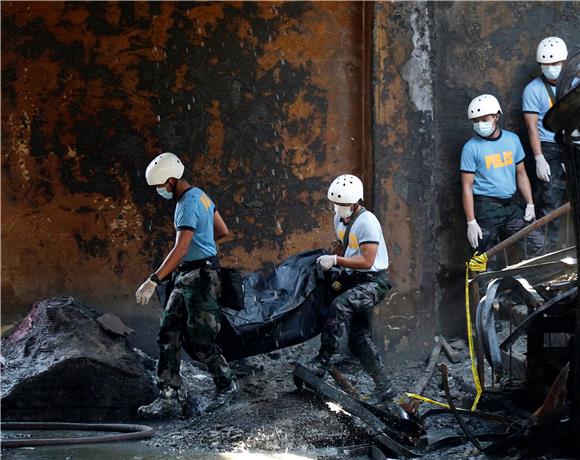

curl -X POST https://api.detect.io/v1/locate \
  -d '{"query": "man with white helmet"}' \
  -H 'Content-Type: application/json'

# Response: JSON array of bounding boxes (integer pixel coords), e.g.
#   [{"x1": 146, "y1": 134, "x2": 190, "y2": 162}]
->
[
  {"x1": 307, "y1": 174, "x2": 395, "y2": 403},
  {"x1": 523, "y1": 36, "x2": 569, "y2": 250},
  {"x1": 461, "y1": 95, "x2": 544, "y2": 255},
  {"x1": 135, "y1": 152, "x2": 237, "y2": 418}
]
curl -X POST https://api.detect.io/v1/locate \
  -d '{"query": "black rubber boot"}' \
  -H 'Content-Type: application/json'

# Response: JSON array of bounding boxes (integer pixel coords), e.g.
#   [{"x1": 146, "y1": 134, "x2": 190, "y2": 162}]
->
[
  {"x1": 205, "y1": 380, "x2": 239, "y2": 413},
  {"x1": 137, "y1": 386, "x2": 184, "y2": 419},
  {"x1": 371, "y1": 378, "x2": 396, "y2": 404}
]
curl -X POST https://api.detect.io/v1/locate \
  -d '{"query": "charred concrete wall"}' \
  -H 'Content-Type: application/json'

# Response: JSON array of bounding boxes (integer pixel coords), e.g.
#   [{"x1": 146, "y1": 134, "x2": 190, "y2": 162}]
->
[
  {"x1": 431, "y1": 1, "x2": 580, "y2": 339},
  {"x1": 371, "y1": 1, "x2": 578, "y2": 357},
  {"x1": 1, "y1": 2, "x2": 367, "y2": 353},
  {"x1": 2, "y1": 1, "x2": 579, "y2": 358}
]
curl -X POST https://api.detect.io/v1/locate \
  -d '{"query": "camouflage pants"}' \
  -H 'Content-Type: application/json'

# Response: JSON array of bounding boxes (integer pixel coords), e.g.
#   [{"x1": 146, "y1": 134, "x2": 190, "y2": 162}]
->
[
  {"x1": 474, "y1": 199, "x2": 544, "y2": 259},
  {"x1": 534, "y1": 143, "x2": 567, "y2": 251},
  {"x1": 319, "y1": 272, "x2": 390, "y2": 382},
  {"x1": 157, "y1": 267, "x2": 232, "y2": 390}
]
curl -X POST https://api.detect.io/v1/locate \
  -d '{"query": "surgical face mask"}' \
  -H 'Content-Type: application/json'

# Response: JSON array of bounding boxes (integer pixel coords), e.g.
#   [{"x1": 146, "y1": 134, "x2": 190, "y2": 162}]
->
[
  {"x1": 156, "y1": 186, "x2": 173, "y2": 200},
  {"x1": 334, "y1": 204, "x2": 353, "y2": 219},
  {"x1": 541, "y1": 64, "x2": 562, "y2": 81},
  {"x1": 473, "y1": 121, "x2": 495, "y2": 138}
]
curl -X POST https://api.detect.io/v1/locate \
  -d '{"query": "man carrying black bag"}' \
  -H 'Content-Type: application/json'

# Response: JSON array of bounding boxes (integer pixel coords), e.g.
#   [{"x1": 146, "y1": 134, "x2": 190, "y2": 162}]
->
[
  {"x1": 135, "y1": 152, "x2": 238, "y2": 418},
  {"x1": 305, "y1": 174, "x2": 396, "y2": 404}
]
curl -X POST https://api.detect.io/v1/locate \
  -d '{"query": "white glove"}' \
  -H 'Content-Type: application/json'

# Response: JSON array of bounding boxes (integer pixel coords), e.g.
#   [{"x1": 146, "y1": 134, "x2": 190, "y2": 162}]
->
[
  {"x1": 524, "y1": 203, "x2": 535, "y2": 222},
  {"x1": 467, "y1": 219, "x2": 483, "y2": 249},
  {"x1": 135, "y1": 278, "x2": 157, "y2": 305},
  {"x1": 317, "y1": 254, "x2": 337, "y2": 271},
  {"x1": 535, "y1": 154, "x2": 551, "y2": 182}
]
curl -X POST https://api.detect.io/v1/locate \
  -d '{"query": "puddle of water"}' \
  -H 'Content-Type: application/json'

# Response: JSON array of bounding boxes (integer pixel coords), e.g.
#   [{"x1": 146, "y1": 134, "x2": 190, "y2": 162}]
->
[
  {"x1": 2, "y1": 441, "x2": 210, "y2": 459},
  {"x1": 1, "y1": 441, "x2": 341, "y2": 460}
]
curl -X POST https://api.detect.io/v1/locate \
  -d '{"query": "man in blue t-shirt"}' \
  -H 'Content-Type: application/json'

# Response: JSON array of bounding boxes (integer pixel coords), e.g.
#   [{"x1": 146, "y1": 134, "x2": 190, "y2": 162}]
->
[
  {"x1": 523, "y1": 36, "x2": 569, "y2": 250},
  {"x1": 460, "y1": 94, "x2": 543, "y2": 256},
  {"x1": 135, "y1": 152, "x2": 238, "y2": 418}
]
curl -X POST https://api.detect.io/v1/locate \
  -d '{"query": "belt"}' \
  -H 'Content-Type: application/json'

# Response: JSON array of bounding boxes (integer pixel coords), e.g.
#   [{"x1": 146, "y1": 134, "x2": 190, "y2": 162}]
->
[
  {"x1": 177, "y1": 256, "x2": 219, "y2": 272},
  {"x1": 349, "y1": 269, "x2": 387, "y2": 281},
  {"x1": 473, "y1": 195, "x2": 514, "y2": 206}
]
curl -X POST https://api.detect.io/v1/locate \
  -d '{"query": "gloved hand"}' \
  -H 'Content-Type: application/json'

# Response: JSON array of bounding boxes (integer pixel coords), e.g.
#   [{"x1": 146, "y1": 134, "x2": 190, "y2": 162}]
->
[
  {"x1": 317, "y1": 254, "x2": 338, "y2": 271},
  {"x1": 524, "y1": 203, "x2": 535, "y2": 222},
  {"x1": 535, "y1": 154, "x2": 551, "y2": 182},
  {"x1": 135, "y1": 278, "x2": 157, "y2": 305},
  {"x1": 467, "y1": 219, "x2": 483, "y2": 249}
]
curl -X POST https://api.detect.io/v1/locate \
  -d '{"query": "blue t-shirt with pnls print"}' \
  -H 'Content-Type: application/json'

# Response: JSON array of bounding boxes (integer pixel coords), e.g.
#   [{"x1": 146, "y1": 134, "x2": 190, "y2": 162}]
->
[
  {"x1": 174, "y1": 187, "x2": 217, "y2": 261},
  {"x1": 460, "y1": 130, "x2": 525, "y2": 199}
]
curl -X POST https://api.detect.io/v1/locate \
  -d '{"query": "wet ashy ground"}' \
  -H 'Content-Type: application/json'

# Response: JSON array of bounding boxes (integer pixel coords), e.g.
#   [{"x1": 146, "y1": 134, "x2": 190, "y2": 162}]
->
[{"x1": 0, "y1": 336, "x2": 559, "y2": 459}]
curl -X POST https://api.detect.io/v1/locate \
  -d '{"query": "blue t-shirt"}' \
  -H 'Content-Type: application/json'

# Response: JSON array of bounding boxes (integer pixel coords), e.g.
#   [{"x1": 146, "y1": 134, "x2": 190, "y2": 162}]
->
[
  {"x1": 174, "y1": 187, "x2": 217, "y2": 261},
  {"x1": 460, "y1": 130, "x2": 525, "y2": 199},
  {"x1": 522, "y1": 77, "x2": 556, "y2": 143}
]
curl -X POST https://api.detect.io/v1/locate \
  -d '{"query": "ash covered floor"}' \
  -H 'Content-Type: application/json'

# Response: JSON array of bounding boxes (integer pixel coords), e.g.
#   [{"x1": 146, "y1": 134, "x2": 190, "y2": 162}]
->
[{"x1": 3, "y1": 337, "x2": 530, "y2": 459}]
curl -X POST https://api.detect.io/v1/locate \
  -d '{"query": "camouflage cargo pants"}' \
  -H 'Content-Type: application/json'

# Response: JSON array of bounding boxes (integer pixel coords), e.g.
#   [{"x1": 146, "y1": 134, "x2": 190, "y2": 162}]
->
[
  {"x1": 474, "y1": 198, "x2": 544, "y2": 258},
  {"x1": 535, "y1": 142, "x2": 567, "y2": 251},
  {"x1": 157, "y1": 267, "x2": 232, "y2": 390},
  {"x1": 319, "y1": 272, "x2": 390, "y2": 381}
]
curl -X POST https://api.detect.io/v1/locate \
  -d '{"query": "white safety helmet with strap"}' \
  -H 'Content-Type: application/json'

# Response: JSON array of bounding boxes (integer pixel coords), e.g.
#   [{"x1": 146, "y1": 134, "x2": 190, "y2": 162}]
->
[
  {"x1": 536, "y1": 37, "x2": 568, "y2": 64},
  {"x1": 145, "y1": 152, "x2": 184, "y2": 186},
  {"x1": 327, "y1": 174, "x2": 363, "y2": 204},
  {"x1": 467, "y1": 94, "x2": 502, "y2": 120}
]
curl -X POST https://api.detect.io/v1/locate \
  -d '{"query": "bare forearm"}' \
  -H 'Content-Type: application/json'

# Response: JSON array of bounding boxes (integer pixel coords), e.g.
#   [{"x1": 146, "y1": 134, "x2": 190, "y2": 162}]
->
[
  {"x1": 462, "y1": 189, "x2": 475, "y2": 222},
  {"x1": 337, "y1": 254, "x2": 374, "y2": 270},
  {"x1": 525, "y1": 118, "x2": 543, "y2": 157},
  {"x1": 517, "y1": 172, "x2": 534, "y2": 204},
  {"x1": 155, "y1": 246, "x2": 187, "y2": 280}
]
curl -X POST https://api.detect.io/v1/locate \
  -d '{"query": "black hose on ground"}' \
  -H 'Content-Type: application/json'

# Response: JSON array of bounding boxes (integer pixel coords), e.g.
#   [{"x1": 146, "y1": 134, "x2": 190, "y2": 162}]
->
[{"x1": 0, "y1": 422, "x2": 155, "y2": 448}]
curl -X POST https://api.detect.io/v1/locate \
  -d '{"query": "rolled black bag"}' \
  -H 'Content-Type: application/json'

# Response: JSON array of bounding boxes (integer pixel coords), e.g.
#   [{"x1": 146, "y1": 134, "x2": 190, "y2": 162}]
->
[{"x1": 219, "y1": 267, "x2": 245, "y2": 311}]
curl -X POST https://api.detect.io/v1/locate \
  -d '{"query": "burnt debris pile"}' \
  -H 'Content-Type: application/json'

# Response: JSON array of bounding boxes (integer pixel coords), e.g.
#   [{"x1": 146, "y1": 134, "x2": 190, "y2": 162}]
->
[{"x1": 1, "y1": 296, "x2": 156, "y2": 422}]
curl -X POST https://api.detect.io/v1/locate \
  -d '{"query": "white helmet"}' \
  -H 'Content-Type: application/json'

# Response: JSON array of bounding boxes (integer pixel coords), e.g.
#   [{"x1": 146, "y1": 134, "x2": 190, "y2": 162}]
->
[
  {"x1": 145, "y1": 152, "x2": 184, "y2": 186},
  {"x1": 327, "y1": 174, "x2": 363, "y2": 204},
  {"x1": 467, "y1": 94, "x2": 502, "y2": 120},
  {"x1": 536, "y1": 37, "x2": 568, "y2": 64}
]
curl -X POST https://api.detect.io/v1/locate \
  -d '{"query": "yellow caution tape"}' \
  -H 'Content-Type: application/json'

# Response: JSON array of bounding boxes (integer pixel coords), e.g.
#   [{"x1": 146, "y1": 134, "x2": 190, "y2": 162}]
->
[
  {"x1": 406, "y1": 393, "x2": 450, "y2": 409},
  {"x1": 467, "y1": 251, "x2": 488, "y2": 272},
  {"x1": 405, "y1": 252, "x2": 487, "y2": 412},
  {"x1": 465, "y1": 252, "x2": 487, "y2": 411}
]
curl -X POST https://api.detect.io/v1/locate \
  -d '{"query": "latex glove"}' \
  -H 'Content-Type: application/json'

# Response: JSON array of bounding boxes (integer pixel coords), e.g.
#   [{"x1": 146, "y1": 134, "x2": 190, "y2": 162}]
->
[
  {"x1": 535, "y1": 154, "x2": 551, "y2": 182},
  {"x1": 317, "y1": 254, "x2": 338, "y2": 271},
  {"x1": 524, "y1": 203, "x2": 535, "y2": 222},
  {"x1": 467, "y1": 219, "x2": 483, "y2": 249},
  {"x1": 135, "y1": 278, "x2": 157, "y2": 305}
]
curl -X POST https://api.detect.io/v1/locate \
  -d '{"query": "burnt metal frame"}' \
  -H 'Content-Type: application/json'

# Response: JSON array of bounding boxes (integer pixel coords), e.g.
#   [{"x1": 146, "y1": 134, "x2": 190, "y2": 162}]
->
[{"x1": 469, "y1": 202, "x2": 574, "y2": 388}]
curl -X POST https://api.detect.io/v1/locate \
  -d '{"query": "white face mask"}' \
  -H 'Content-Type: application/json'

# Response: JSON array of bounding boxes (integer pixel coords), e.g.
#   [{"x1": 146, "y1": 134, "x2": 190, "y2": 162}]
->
[
  {"x1": 156, "y1": 186, "x2": 173, "y2": 200},
  {"x1": 473, "y1": 121, "x2": 495, "y2": 138},
  {"x1": 334, "y1": 204, "x2": 353, "y2": 219},
  {"x1": 541, "y1": 64, "x2": 562, "y2": 81}
]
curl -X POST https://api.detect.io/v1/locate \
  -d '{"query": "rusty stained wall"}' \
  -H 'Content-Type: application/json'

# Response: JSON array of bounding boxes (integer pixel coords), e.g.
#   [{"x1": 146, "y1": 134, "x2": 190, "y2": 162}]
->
[
  {"x1": 1, "y1": 1, "x2": 367, "y2": 353},
  {"x1": 371, "y1": 0, "x2": 579, "y2": 357}
]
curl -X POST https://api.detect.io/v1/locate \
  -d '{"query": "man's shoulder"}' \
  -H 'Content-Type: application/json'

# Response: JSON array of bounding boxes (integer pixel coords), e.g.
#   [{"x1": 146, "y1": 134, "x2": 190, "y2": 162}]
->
[
  {"x1": 501, "y1": 130, "x2": 522, "y2": 144},
  {"x1": 462, "y1": 136, "x2": 482, "y2": 152},
  {"x1": 355, "y1": 209, "x2": 380, "y2": 228},
  {"x1": 177, "y1": 187, "x2": 203, "y2": 208},
  {"x1": 524, "y1": 76, "x2": 543, "y2": 93}
]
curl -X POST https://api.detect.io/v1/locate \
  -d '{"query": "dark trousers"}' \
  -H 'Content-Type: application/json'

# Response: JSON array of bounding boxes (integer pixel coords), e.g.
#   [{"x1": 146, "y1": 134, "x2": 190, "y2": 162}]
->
[
  {"x1": 535, "y1": 142, "x2": 567, "y2": 251},
  {"x1": 319, "y1": 272, "x2": 390, "y2": 383},
  {"x1": 474, "y1": 197, "x2": 544, "y2": 258}
]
